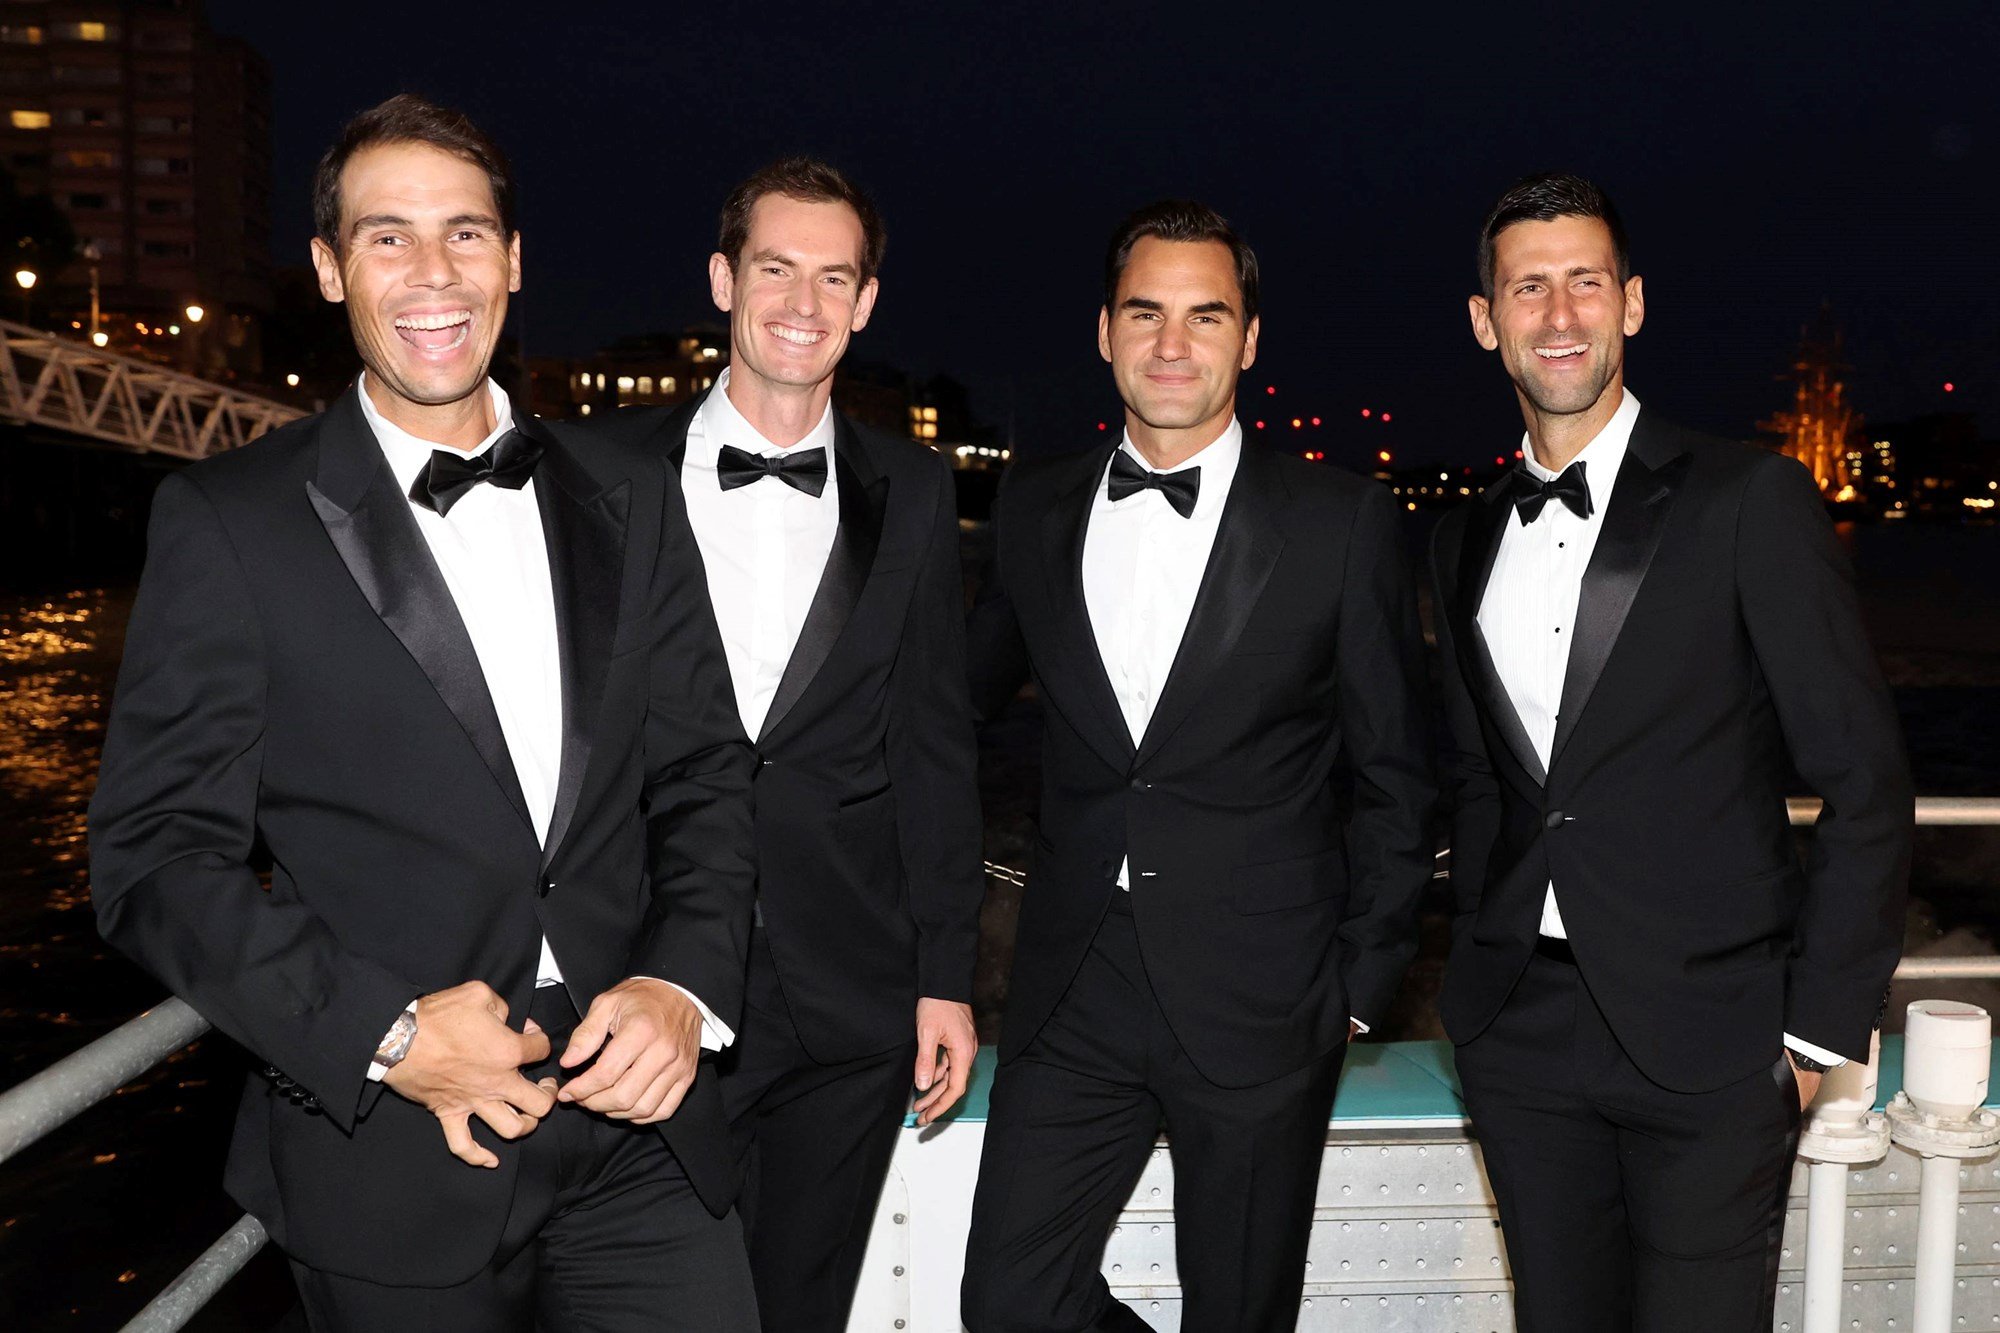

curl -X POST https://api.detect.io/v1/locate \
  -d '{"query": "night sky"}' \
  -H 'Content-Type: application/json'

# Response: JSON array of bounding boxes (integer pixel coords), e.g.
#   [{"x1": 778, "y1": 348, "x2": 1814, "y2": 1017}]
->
[{"x1": 206, "y1": 1, "x2": 2000, "y2": 466}]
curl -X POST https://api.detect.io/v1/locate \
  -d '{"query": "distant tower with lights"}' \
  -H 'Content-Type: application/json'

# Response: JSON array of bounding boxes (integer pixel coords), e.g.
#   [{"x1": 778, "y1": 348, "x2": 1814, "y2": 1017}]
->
[{"x1": 1760, "y1": 307, "x2": 1865, "y2": 500}]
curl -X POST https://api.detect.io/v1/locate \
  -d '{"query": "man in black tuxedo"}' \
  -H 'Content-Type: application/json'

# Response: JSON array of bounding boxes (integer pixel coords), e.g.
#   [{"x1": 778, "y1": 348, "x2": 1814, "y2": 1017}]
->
[
  {"x1": 87, "y1": 96, "x2": 759, "y2": 1330},
  {"x1": 1434, "y1": 173, "x2": 1912, "y2": 1332},
  {"x1": 619, "y1": 158, "x2": 984, "y2": 1331},
  {"x1": 959, "y1": 201, "x2": 1436, "y2": 1332}
]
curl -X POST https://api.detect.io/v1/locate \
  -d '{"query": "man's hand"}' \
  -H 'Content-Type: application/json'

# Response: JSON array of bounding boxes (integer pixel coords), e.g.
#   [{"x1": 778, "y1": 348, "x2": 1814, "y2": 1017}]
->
[
  {"x1": 558, "y1": 978, "x2": 701, "y2": 1124},
  {"x1": 913, "y1": 998, "x2": 977, "y2": 1126},
  {"x1": 382, "y1": 980, "x2": 556, "y2": 1169},
  {"x1": 1787, "y1": 1051, "x2": 1824, "y2": 1112}
]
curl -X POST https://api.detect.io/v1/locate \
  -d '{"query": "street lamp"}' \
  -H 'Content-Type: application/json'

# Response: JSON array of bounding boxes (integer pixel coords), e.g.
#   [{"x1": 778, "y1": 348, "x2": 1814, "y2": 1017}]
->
[
  {"x1": 182, "y1": 302, "x2": 206, "y2": 374},
  {"x1": 14, "y1": 268, "x2": 36, "y2": 325},
  {"x1": 81, "y1": 240, "x2": 102, "y2": 343}
]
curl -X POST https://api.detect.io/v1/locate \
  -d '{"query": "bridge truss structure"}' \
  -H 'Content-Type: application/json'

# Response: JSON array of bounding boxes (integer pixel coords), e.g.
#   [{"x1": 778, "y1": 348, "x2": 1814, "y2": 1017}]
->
[{"x1": 0, "y1": 319, "x2": 303, "y2": 460}]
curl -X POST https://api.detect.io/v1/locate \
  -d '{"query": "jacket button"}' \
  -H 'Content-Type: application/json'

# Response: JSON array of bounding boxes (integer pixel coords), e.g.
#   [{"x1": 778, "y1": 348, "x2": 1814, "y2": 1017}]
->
[
  {"x1": 537, "y1": 877, "x2": 555, "y2": 898},
  {"x1": 1129, "y1": 778, "x2": 1151, "y2": 791},
  {"x1": 1544, "y1": 810, "x2": 1567, "y2": 830}
]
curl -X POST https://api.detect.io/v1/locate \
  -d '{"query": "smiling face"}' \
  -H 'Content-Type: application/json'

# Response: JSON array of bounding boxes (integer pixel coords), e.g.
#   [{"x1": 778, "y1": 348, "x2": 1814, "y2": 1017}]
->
[
  {"x1": 309, "y1": 140, "x2": 519, "y2": 436},
  {"x1": 709, "y1": 193, "x2": 878, "y2": 407},
  {"x1": 1098, "y1": 236, "x2": 1259, "y2": 461},
  {"x1": 1469, "y1": 214, "x2": 1643, "y2": 426}
]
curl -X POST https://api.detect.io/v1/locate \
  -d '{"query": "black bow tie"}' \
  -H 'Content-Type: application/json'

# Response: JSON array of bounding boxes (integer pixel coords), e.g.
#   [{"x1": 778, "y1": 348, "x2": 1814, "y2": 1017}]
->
[
  {"x1": 1106, "y1": 449, "x2": 1200, "y2": 518},
  {"x1": 408, "y1": 429, "x2": 544, "y2": 516},
  {"x1": 716, "y1": 444, "x2": 829, "y2": 498},
  {"x1": 1510, "y1": 460, "x2": 1592, "y2": 525}
]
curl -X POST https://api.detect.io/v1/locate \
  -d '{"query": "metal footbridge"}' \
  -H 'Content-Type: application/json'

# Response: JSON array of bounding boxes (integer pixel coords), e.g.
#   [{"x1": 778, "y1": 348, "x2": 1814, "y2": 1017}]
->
[{"x1": 0, "y1": 319, "x2": 302, "y2": 459}]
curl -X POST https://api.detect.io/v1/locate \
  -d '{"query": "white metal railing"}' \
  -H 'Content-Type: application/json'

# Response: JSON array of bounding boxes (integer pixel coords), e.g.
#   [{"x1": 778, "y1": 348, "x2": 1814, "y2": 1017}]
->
[
  {"x1": 3, "y1": 795, "x2": 1995, "y2": 1330},
  {"x1": 0, "y1": 320, "x2": 302, "y2": 460}
]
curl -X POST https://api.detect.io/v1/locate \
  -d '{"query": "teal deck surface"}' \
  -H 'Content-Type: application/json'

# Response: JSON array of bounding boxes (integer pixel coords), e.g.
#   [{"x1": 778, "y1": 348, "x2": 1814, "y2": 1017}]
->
[{"x1": 908, "y1": 1036, "x2": 1994, "y2": 1127}]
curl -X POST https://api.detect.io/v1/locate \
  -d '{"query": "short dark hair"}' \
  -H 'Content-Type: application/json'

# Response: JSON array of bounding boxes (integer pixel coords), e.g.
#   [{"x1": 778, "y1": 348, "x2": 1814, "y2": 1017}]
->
[
  {"x1": 1104, "y1": 200, "x2": 1260, "y2": 323},
  {"x1": 312, "y1": 94, "x2": 516, "y2": 252},
  {"x1": 716, "y1": 157, "x2": 887, "y2": 284},
  {"x1": 1476, "y1": 172, "x2": 1629, "y2": 299}
]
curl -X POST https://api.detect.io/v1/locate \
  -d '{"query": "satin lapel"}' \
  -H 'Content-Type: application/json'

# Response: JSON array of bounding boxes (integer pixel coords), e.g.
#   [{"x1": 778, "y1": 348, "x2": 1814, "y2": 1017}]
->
[
  {"x1": 1038, "y1": 448, "x2": 1136, "y2": 770},
  {"x1": 652, "y1": 392, "x2": 707, "y2": 476},
  {"x1": 1549, "y1": 427, "x2": 1691, "y2": 768},
  {"x1": 1452, "y1": 488, "x2": 1547, "y2": 788},
  {"x1": 528, "y1": 418, "x2": 630, "y2": 869},
  {"x1": 758, "y1": 417, "x2": 885, "y2": 744},
  {"x1": 1133, "y1": 442, "x2": 1286, "y2": 766},
  {"x1": 304, "y1": 389, "x2": 532, "y2": 829}
]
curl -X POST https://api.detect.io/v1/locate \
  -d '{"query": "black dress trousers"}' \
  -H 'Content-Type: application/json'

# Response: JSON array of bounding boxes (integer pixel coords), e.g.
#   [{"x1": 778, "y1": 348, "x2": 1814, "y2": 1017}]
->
[
  {"x1": 1455, "y1": 949, "x2": 1803, "y2": 1333},
  {"x1": 963, "y1": 897, "x2": 1344, "y2": 1333}
]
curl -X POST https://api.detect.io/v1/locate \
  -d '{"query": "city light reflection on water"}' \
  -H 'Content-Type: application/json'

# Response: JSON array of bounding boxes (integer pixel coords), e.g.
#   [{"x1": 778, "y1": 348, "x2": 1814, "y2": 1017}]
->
[
  {"x1": 0, "y1": 594, "x2": 109, "y2": 924},
  {"x1": 0, "y1": 586, "x2": 288, "y2": 1329}
]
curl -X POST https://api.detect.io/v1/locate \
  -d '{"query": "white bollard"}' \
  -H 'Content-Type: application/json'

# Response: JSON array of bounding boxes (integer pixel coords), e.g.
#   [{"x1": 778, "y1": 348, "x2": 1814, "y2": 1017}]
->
[
  {"x1": 1887, "y1": 1001, "x2": 2000, "y2": 1333},
  {"x1": 1797, "y1": 1030, "x2": 1890, "y2": 1333}
]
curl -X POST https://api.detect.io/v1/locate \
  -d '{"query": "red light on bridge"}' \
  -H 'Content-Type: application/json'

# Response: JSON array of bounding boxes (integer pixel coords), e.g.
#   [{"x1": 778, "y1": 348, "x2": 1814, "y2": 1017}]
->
[
  {"x1": 1944, "y1": 382, "x2": 1956, "y2": 393},
  {"x1": 1097, "y1": 422, "x2": 1108, "y2": 431},
  {"x1": 1311, "y1": 416, "x2": 1322, "y2": 426},
  {"x1": 1361, "y1": 408, "x2": 1372, "y2": 418},
  {"x1": 1380, "y1": 412, "x2": 1392, "y2": 423},
  {"x1": 1266, "y1": 385, "x2": 1277, "y2": 395},
  {"x1": 1255, "y1": 420, "x2": 1266, "y2": 430}
]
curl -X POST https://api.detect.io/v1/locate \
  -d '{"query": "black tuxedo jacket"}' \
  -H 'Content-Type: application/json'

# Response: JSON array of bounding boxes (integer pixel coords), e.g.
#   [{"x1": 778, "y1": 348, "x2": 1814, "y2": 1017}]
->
[
  {"x1": 1432, "y1": 410, "x2": 1912, "y2": 1093},
  {"x1": 623, "y1": 394, "x2": 983, "y2": 1063},
  {"x1": 967, "y1": 438, "x2": 1436, "y2": 1090},
  {"x1": 88, "y1": 386, "x2": 757, "y2": 1285}
]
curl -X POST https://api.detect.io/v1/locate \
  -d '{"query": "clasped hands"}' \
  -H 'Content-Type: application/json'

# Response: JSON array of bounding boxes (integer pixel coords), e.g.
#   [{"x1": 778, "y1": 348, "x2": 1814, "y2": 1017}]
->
[{"x1": 383, "y1": 977, "x2": 703, "y2": 1168}]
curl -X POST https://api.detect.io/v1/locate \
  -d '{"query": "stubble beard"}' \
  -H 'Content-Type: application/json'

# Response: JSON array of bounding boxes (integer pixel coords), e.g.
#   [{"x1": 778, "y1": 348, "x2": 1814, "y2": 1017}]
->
[{"x1": 1510, "y1": 342, "x2": 1619, "y2": 420}]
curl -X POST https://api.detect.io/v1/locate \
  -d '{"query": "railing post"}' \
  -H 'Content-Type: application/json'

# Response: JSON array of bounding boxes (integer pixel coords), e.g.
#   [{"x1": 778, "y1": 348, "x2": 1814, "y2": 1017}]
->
[
  {"x1": 116, "y1": 1213, "x2": 268, "y2": 1333},
  {"x1": 1797, "y1": 1030, "x2": 1891, "y2": 1333},
  {"x1": 1886, "y1": 1002, "x2": 2000, "y2": 1333},
  {"x1": 0, "y1": 997, "x2": 210, "y2": 1166}
]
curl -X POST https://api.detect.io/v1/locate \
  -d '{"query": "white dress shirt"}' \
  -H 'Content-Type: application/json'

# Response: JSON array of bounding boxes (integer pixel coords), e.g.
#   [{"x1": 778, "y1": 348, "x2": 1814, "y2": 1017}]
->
[
  {"x1": 1083, "y1": 421, "x2": 1244, "y2": 892},
  {"x1": 357, "y1": 376, "x2": 725, "y2": 1076},
  {"x1": 678, "y1": 366, "x2": 840, "y2": 741},
  {"x1": 1476, "y1": 389, "x2": 1839, "y2": 1067}
]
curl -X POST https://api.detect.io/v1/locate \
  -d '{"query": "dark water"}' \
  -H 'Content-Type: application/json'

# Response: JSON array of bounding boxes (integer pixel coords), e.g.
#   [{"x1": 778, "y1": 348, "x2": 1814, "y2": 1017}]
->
[{"x1": 1, "y1": 520, "x2": 1996, "y2": 1328}]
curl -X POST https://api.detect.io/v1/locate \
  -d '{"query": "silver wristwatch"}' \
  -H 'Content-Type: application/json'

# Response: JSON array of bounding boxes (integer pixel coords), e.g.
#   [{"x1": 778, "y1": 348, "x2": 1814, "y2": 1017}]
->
[{"x1": 374, "y1": 1005, "x2": 419, "y2": 1072}]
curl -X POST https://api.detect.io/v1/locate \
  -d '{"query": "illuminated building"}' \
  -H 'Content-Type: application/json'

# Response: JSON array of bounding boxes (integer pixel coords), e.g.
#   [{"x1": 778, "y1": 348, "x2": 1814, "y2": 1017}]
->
[
  {"x1": 0, "y1": 2, "x2": 272, "y2": 371},
  {"x1": 1760, "y1": 310, "x2": 1863, "y2": 501}
]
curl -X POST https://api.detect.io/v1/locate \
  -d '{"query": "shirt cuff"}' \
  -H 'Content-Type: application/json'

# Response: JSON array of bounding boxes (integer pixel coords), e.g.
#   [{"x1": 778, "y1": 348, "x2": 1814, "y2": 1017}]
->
[
  {"x1": 1785, "y1": 1033, "x2": 1849, "y2": 1069},
  {"x1": 634, "y1": 977, "x2": 735, "y2": 1052},
  {"x1": 1350, "y1": 1016, "x2": 1371, "y2": 1035}
]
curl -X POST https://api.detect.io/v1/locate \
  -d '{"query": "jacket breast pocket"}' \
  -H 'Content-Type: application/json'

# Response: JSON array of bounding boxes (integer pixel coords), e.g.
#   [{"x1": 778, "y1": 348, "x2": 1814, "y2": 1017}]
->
[{"x1": 1232, "y1": 848, "x2": 1344, "y2": 914}]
